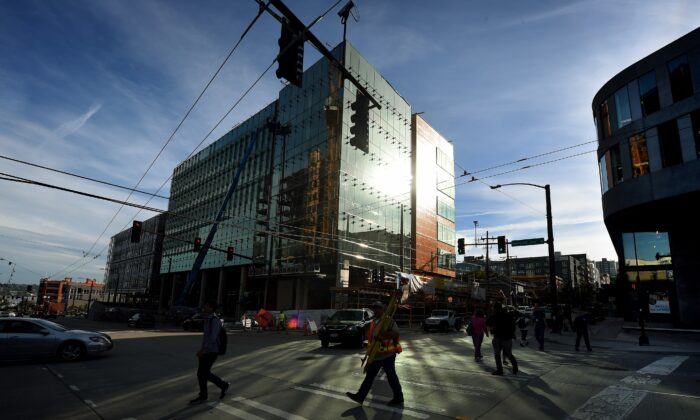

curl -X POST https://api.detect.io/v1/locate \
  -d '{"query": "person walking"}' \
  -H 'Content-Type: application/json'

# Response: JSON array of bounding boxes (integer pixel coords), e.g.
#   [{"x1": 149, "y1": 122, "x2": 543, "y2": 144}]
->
[
  {"x1": 517, "y1": 313, "x2": 529, "y2": 347},
  {"x1": 574, "y1": 311, "x2": 593, "y2": 352},
  {"x1": 346, "y1": 301, "x2": 404, "y2": 406},
  {"x1": 277, "y1": 310, "x2": 288, "y2": 335},
  {"x1": 470, "y1": 309, "x2": 489, "y2": 361},
  {"x1": 189, "y1": 301, "x2": 229, "y2": 405},
  {"x1": 488, "y1": 302, "x2": 518, "y2": 376},
  {"x1": 533, "y1": 304, "x2": 546, "y2": 351}
]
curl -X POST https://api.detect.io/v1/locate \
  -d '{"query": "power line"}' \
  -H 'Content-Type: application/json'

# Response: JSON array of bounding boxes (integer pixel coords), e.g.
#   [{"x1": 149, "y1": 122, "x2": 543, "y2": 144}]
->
[
  {"x1": 49, "y1": 5, "x2": 269, "y2": 278},
  {"x1": 0, "y1": 154, "x2": 169, "y2": 199}
]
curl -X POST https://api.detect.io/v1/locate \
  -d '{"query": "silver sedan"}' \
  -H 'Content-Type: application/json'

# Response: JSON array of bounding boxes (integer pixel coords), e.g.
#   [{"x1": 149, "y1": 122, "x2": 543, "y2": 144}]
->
[{"x1": 0, "y1": 317, "x2": 113, "y2": 362}]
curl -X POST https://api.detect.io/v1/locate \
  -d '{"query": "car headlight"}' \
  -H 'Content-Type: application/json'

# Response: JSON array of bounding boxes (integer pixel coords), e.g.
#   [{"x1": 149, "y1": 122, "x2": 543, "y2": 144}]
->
[
  {"x1": 347, "y1": 325, "x2": 358, "y2": 332},
  {"x1": 319, "y1": 325, "x2": 326, "y2": 332},
  {"x1": 89, "y1": 336, "x2": 109, "y2": 343}
]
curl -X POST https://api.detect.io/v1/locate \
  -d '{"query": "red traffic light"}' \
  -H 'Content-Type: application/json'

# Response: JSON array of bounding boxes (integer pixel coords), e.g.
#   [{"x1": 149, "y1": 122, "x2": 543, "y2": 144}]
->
[
  {"x1": 193, "y1": 237, "x2": 202, "y2": 252},
  {"x1": 227, "y1": 246, "x2": 234, "y2": 261},
  {"x1": 131, "y1": 220, "x2": 143, "y2": 243}
]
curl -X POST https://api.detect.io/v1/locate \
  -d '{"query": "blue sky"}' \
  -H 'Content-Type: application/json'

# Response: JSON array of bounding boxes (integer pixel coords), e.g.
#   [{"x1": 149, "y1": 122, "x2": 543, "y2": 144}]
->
[{"x1": 1, "y1": 0, "x2": 699, "y2": 284}]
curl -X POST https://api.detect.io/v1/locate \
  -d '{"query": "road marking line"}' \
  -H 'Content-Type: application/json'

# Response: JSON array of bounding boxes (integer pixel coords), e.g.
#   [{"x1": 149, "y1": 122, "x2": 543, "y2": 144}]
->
[
  {"x1": 620, "y1": 375, "x2": 661, "y2": 386},
  {"x1": 56, "y1": 373, "x2": 64, "y2": 378},
  {"x1": 293, "y1": 386, "x2": 429, "y2": 419},
  {"x1": 568, "y1": 385, "x2": 647, "y2": 420},
  {"x1": 645, "y1": 390, "x2": 700, "y2": 400},
  {"x1": 69, "y1": 385, "x2": 79, "y2": 391},
  {"x1": 84, "y1": 400, "x2": 97, "y2": 408},
  {"x1": 637, "y1": 355, "x2": 688, "y2": 375},
  {"x1": 230, "y1": 397, "x2": 308, "y2": 420},
  {"x1": 309, "y1": 383, "x2": 446, "y2": 414},
  {"x1": 210, "y1": 401, "x2": 265, "y2": 420}
]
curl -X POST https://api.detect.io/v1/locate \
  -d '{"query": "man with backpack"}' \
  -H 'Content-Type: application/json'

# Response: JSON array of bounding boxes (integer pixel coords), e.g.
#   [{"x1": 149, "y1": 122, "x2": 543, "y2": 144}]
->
[
  {"x1": 487, "y1": 302, "x2": 518, "y2": 376},
  {"x1": 189, "y1": 300, "x2": 229, "y2": 405}
]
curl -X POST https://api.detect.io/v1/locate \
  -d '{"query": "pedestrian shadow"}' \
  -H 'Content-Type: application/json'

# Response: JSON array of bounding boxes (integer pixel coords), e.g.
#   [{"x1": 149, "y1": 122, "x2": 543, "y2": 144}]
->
[
  {"x1": 340, "y1": 405, "x2": 404, "y2": 420},
  {"x1": 155, "y1": 402, "x2": 215, "y2": 420}
]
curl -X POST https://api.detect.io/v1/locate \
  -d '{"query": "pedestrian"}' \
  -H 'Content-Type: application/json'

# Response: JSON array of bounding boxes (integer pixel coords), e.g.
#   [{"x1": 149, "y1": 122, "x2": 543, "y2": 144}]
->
[
  {"x1": 517, "y1": 313, "x2": 529, "y2": 347},
  {"x1": 189, "y1": 301, "x2": 229, "y2": 405},
  {"x1": 487, "y1": 302, "x2": 518, "y2": 376},
  {"x1": 346, "y1": 301, "x2": 404, "y2": 406},
  {"x1": 574, "y1": 311, "x2": 593, "y2": 352},
  {"x1": 277, "y1": 309, "x2": 288, "y2": 335},
  {"x1": 470, "y1": 309, "x2": 489, "y2": 361},
  {"x1": 533, "y1": 303, "x2": 546, "y2": 351}
]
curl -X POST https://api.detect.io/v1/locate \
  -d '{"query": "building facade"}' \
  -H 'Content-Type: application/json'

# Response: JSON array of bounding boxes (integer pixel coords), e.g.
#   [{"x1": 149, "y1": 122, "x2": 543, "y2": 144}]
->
[
  {"x1": 161, "y1": 43, "x2": 420, "y2": 312},
  {"x1": 595, "y1": 258, "x2": 619, "y2": 280},
  {"x1": 411, "y1": 114, "x2": 457, "y2": 279},
  {"x1": 105, "y1": 213, "x2": 167, "y2": 302},
  {"x1": 592, "y1": 27, "x2": 700, "y2": 326},
  {"x1": 37, "y1": 278, "x2": 105, "y2": 313}
]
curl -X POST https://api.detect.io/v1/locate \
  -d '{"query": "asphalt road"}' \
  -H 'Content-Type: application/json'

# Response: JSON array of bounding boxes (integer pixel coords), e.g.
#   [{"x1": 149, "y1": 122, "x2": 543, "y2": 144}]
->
[{"x1": 2, "y1": 318, "x2": 699, "y2": 420}]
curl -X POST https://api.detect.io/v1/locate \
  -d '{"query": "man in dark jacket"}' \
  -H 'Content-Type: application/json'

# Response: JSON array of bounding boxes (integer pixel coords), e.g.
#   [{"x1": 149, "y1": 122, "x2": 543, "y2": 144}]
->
[
  {"x1": 487, "y1": 302, "x2": 518, "y2": 376},
  {"x1": 574, "y1": 311, "x2": 592, "y2": 352},
  {"x1": 189, "y1": 301, "x2": 230, "y2": 405}
]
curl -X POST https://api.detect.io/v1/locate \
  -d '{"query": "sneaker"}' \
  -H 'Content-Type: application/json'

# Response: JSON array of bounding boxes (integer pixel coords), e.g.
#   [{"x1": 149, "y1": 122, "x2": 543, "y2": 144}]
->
[
  {"x1": 220, "y1": 382, "x2": 230, "y2": 399},
  {"x1": 504, "y1": 360, "x2": 510, "y2": 366},
  {"x1": 346, "y1": 392, "x2": 363, "y2": 405},
  {"x1": 387, "y1": 398, "x2": 404, "y2": 406},
  {"x1": 492, "y1": 370, "x2": 504, "y2": 376},
  {"x1": 189, "y1": 396, "x2": 207, "y2": 405}
]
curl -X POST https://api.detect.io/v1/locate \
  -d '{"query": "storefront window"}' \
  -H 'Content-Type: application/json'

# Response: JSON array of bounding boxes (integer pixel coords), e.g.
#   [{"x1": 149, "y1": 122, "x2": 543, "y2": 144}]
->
[
  {"x1": 638, "y1": 71, "x2": 660, "y2": 116},
  {"x1": 615, "y1": 86, "x2": 632, "y2": 128},
  {"x1": 629, "y1": 133, "x2": 649, "y2": 177},
  {"x1": 623, "y1": 232, "x2": 672, "y2": 266}
]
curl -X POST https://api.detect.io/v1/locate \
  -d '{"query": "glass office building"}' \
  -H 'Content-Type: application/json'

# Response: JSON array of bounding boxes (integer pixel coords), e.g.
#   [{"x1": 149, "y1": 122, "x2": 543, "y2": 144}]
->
[
  {"x1": 160, "y1": 43, "x2": 414, "y2": 311},
  {"x1": 592, "y1": 27, "x2": 700, "y2": 327}
]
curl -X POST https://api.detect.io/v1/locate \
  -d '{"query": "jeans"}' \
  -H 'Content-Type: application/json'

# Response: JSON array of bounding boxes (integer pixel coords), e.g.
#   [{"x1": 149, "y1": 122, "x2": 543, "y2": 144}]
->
[
  {"x1": 492, "y1": 338, "x2": 518, "y2": 373},
  {"x1": 520, "y1": 329, "x2": 528, "y2": 343},
  {"x1": 472, "y1": 333, "x2": 484, "y2": 358},
  {"x1": 357, "y1": 354, "x2": 403, "y2": 401},
  {"x1": 535, "y1": 324, "x2": 545, "y2": 350},
  {"x1": 197, "y1": 353, "x2": 226, "y2": 398}
]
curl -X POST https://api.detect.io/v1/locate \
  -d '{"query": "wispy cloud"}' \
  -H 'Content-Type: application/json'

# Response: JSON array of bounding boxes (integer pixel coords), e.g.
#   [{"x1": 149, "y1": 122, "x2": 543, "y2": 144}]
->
[{"x1": 53, "y1": 103, "x2": 102, "y2": 139}]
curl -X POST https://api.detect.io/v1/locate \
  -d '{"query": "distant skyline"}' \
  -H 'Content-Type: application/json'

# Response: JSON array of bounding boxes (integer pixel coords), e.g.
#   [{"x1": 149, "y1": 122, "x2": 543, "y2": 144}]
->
[{"x1": 1, "y1": 0, "x2": 699, "y2": 283}]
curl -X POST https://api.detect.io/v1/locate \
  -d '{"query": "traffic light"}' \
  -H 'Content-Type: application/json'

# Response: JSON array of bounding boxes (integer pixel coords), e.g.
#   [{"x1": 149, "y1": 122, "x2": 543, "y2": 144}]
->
[
  {"x1": 349, "y1": 92, "x2": 370, "y2": 153},
  {"x1": 130, "y1": 220, "x2": 142, "y2": 243},
  {"x1": 226, "y1": 246, "x2": 234, "y2": 261},
  {"x1": 193, "y1": 237, "x2": 202, "y2": 252},
  {"x1": 379, "y1": 266, "x2": 385, "y2": 282},
  {"x1": 457, "y1": 238, "x2": 465, "y2": 255},
  {"x1": 276, "y1": 18, "x2": 304, "y2": 88},
  {"x1": 497, "y1": 236, "x2": 506, "y2": 254}
]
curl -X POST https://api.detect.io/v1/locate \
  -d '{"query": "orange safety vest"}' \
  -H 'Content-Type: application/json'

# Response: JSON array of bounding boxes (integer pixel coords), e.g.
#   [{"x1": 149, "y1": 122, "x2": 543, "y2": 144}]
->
[{"x1": 368, "y1": 320, "x2": 402, "y2": 355}]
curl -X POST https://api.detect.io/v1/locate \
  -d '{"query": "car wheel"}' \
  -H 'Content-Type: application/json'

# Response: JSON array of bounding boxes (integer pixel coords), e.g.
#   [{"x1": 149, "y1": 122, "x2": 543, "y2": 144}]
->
[
  {"x1": 58, "y1": 341, "x2": 85, "y2": 362},
  {"x1": 455, "y1": 320, "x2": 463, "y2": 331},
  {"x1": 321, "y1": 339, "x2": 329, "y2": 348}
]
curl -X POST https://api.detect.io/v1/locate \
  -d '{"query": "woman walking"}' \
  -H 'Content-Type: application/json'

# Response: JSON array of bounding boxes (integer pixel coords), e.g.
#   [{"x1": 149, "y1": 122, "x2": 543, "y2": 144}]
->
[{"x1": 470, "y1": 309, "x2": 489, "y2": 361}]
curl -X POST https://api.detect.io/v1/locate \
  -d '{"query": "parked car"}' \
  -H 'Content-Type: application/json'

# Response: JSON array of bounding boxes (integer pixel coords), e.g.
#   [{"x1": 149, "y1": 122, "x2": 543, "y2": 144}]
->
[
  {"x1": 0, "y1": 311, "x2": 16, "y2": 317},
  {"x1": 318, "y1": 308, "x2": 374, "y2": 348},
  {"x1": 423, "y1": 309, "x2": 463, "y2": 332},
  {"x1": 127, "y1": 313, "x2": 156, "y2": 328},
  {"x1": 182, "y1": 312, "x2": 224, "y2": 331},
  {"x1": 0, "y1": 317, "x2": 113, "y2": 362}
]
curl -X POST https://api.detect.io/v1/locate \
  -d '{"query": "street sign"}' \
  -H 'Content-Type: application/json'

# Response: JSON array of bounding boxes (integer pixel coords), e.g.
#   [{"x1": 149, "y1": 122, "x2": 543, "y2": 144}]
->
[{"x1": 511, "y1": 238, "x2": 545, "y2": 247}]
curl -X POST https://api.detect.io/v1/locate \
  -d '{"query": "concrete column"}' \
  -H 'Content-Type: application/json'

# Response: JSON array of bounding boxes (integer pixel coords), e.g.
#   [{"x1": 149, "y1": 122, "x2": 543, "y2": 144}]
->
[
  {"x1": 169, "y1": 274, "x2": 178, "y2": 307},
  {"x1": 237, "y1": 266, "x2": 248, "y2": 318},
  {"x1": 216, "y1": 268, "x2": 225, "y2": 307},
  {"x1": 198, "y1": 271, "x2": 207, "y2": 308},
  {"x1": 158, "y1": 275, "x2": 167, "y2": 313}
]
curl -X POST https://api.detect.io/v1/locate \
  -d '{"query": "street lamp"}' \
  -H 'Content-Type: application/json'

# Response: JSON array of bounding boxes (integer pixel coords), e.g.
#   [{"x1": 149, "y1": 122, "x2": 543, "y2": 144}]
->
[{"x1": 490, "y1": 183, "x2": 558, "y2": 313}]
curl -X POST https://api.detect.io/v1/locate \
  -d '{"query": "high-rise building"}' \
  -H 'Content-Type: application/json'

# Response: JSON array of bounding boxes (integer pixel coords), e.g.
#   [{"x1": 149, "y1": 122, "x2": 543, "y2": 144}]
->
[
  {"x1": 595, "y1": 258, "x2": 619, "y2": 279},
  {"x1": 592, "y1": 27, "x2": 700, "y2": 326},
  {"x1": 160, "y1": 43, "x2": 449, "y2": 311}
]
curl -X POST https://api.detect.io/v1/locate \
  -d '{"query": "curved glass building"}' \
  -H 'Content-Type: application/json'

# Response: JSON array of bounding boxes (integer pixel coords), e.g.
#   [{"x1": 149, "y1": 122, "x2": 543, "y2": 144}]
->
[{"x1": 592, "y1": 27, "x2": 700, "y2": 327}]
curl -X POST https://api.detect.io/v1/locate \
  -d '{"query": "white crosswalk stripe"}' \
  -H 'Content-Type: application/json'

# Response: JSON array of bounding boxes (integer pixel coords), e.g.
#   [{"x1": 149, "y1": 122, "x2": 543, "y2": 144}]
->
[
  {"x1": 210, "y1": 401, "x2": 265, "y2": 420},
  {"x1": 230, "y1": 397, "x2": 309, "y2": 420}
]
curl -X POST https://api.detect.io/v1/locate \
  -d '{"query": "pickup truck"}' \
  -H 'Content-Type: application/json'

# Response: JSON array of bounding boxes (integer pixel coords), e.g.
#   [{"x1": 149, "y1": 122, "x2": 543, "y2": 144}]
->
[{"x1": 423, "y1": 309, "x2": 463, "y2": 332}]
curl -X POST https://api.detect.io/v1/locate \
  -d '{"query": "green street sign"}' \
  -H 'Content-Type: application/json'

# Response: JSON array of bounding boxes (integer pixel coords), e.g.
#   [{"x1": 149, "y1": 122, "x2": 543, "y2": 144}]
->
[{"x1": 511, "y1": 238, "x2": 546, "y2": 247}]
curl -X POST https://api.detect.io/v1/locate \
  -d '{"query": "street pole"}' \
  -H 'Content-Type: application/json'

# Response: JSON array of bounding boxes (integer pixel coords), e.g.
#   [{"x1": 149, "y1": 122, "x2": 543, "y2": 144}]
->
[
  {"x1": 485, "y1": 230, "x2": 490, "y2": 306},
  {"x1": 545, "y1": 185, "x2": 558, "y2": 311},
  {"x1": 400, "y1": 203, "x2": 404, "y2": 272},
  {"x1": 86, "y1": 282, "x2": 94, "y2": 318}
]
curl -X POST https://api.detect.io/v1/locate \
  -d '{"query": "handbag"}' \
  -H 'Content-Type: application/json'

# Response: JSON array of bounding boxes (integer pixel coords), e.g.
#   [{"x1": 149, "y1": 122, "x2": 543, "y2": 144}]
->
[{"x1": 466, "y1": 320, "x2": 473, "y2": 336}]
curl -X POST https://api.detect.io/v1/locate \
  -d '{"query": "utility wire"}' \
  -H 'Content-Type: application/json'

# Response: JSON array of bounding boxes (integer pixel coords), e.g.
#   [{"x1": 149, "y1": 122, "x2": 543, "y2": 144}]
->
[
  {"x1": 0, "y1": 154, "x2": 169, "y2": 199},
  {"x1": 49, "y1": 4, "x2": 270, "y2": 278}
]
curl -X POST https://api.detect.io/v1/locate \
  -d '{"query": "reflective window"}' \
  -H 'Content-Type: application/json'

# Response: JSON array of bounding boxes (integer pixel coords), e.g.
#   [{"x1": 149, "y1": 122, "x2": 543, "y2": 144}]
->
[
  {"x1": 622, "y1": 232, "x2": 672, "y2": 267},
  {"x1": 668, "y1": 55, "x2": 694, "y2": 102},
  {"x1": 615, "y1": 86, "x2": 632, "y2": 128},
  {"x1": 626, "y1": 270, "x2": 673, "y2": 282},
  {"x1": 609, "y1": 145, "x2": 623, "y2": 185},
  {"x1": 691, "y1": 109, "x2": 700, "y2": 158},
  {"x1": 638, "y1": 71, "x2": 660, "y2": 116},
  {"x1": 437, "y1": 248, "x2": 455, "y2": 270},
  {"x1": 436, "y1": 148, "x2": 454, "y2": 176},
  {"x1": 599, "y1": 155, "x2": 609, "y2": 193},
  {"x1": 629, "y1": 133, "x2": 649, "y2": 177},
  {"x1": 599, "y1": 99, "x2": 612, "y2": 139},
  {"x1": 657, "y1": 120, "x2": 683, "y2": 167},
  {"x1": 437, "y1": 222, "x2": 455, "y2": 245},
  {"x1": 436, "y1": 198, "x2": 455, "y2": 222}
]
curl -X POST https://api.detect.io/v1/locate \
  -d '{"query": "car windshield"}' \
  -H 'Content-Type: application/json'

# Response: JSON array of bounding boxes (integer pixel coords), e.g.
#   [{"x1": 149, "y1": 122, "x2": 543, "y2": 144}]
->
[
  {"x1": 329, "y1": 310, "x2": 363, "y2": 321},
  {"x1": 431, "y1": 310, "x2": 449, "y2": 317},
  {"x1": 33, "y1": 319, "x2": 68, "y2": 332}
]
